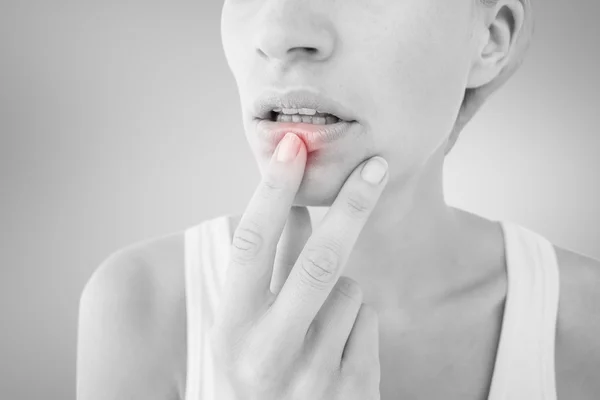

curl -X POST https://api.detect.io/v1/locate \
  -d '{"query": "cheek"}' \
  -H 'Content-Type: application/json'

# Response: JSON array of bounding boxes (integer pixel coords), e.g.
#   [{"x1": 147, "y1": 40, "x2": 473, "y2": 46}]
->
[
  {"x1": 220, "y1": 8, "x2": 251, "y2": 81},
  {"x1": 358, "y1": 21, "x2": 471, "y2": 156}
]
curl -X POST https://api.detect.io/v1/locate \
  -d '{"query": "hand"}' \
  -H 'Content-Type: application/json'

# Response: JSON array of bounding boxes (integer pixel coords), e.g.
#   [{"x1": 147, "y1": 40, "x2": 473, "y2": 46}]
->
[{"x1": 209, "y1": 132, "x2": 389, "y2": 400}]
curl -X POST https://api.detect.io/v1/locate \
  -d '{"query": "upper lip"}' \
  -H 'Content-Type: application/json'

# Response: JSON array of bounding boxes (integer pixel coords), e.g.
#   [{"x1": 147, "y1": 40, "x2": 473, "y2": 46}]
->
[{"x1": 252, "y1": 89, "x2": 357, "y2": 122}]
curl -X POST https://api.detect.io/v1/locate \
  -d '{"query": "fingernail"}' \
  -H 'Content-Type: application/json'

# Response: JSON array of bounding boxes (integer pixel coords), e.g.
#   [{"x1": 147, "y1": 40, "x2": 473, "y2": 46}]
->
[
  {"x1": 361, "y1": 157, "x2": 388, "y2": 184},
  {"x1": 275, "y1": 132, "x2": 301, "y2": 163}
]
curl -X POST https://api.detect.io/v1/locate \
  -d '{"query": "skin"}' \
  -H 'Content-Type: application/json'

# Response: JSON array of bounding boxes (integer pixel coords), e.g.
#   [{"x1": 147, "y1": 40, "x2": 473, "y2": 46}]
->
[
  {"x1": 220, "y1": 0, "x2": 522, "y2": 397},
  {"x1": 221, "y1": 0, "x2": 523, "y2": 312},
  {"x1": 76, "y1": 0, "x2": 600, "y2": 399}
]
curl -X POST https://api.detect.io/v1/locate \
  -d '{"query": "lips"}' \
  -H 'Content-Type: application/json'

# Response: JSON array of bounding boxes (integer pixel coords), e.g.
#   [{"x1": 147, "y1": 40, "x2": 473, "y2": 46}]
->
[
  {"x1": 255, "y1": 118, "x2": 359, "y2": 153},
  {"x1": 252, "y1": 89, "x2": 358, "y2": 122}
]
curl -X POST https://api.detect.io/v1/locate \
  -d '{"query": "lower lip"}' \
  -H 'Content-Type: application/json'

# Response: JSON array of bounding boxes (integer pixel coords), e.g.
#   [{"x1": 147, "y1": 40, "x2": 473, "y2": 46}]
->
[{"x1": 255, "y1": 118, "x2": 358, "y2": 152}]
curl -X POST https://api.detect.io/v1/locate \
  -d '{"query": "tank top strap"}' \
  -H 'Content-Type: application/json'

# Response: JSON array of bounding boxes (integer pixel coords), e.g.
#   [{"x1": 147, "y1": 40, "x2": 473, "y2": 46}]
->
[
  {"x1": 488, "y1": 220, "x2": 560, "y2": 400},
  {"x1": 184, "y1": 215, "x2": 235, "y2": 400}
]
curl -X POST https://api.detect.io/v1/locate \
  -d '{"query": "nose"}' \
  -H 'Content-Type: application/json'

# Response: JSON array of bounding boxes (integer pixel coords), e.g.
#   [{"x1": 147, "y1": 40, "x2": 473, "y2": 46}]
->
[{"x1": 253, "y1": 2, "x2": 335, "y2": 65}]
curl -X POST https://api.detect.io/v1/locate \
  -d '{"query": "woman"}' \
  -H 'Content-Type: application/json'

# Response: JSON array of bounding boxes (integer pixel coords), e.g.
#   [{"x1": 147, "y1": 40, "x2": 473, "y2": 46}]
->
[{"x1": 77, "y1": 0, "x2": 600, "y2": 399}]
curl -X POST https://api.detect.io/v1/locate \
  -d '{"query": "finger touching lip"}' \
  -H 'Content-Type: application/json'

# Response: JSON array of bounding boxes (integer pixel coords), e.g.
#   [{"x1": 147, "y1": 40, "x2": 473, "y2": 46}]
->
[{"x1": 256, "y1": 119, "x2": 359, "y2": 152}]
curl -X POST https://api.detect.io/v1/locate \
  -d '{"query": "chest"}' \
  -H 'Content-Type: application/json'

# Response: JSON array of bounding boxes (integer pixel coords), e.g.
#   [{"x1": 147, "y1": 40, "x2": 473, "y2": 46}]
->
[
  {"x1": 375, "y1": 305, "x2": 503, "y2": 400},
  {"x1": 374, "y1": 312, "x2": 600, "y2": 400}
]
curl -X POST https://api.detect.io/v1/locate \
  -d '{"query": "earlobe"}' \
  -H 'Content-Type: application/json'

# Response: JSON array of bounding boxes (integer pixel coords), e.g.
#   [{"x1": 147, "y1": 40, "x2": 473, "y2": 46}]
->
[{"x1": 466, "y1": 24, "x2": 510, "y2": 89}]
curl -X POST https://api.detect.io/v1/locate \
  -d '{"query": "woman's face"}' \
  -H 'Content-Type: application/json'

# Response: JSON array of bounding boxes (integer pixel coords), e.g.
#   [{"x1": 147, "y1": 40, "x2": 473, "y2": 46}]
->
[{"x1": 221, "y1": 0, "x2": 479, "y2": 207}]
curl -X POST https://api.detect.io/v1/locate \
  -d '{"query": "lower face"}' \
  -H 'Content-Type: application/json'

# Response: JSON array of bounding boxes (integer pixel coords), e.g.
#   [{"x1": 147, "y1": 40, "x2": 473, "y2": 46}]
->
[
  {"x1": 225, "y1": 0, "x2": 476, "y2": 207},
  {"x1": 245, "y1": 114, "x2": 377, "y2": 207}
]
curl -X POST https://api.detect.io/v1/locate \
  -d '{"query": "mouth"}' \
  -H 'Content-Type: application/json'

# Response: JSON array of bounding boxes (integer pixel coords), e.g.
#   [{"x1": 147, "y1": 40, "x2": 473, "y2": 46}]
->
[
  {"x1": 259, "y1": 110, "x2": 355, "y2": 125},
  {"x1": 254, "y1": 115, "x2": 359, "y2": 153}
]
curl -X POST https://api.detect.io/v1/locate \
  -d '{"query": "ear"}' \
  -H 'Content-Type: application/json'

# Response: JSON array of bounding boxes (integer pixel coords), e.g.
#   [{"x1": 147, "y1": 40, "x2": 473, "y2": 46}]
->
[
  {"x1": 466, "y1": 0, "x2": 526, "y2": 89},
  {"x1": 444, "y1": 0, "x2": 532, "y2": 156}
]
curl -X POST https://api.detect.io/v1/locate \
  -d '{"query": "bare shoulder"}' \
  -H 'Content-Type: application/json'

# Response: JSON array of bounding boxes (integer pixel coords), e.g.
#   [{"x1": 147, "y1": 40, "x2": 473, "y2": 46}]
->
[
  {"x1": 78, "y1": 229, "x2": 188, "y2": 400},
  {"x1": 91, "y1": 228, "x2": 188, "y2": 314},
  {"x1": 123, "y1": 229, "x2": 189, "y2": 396},
  {"x1": 553, "y1": 243, "x2": 600, "y2": 396}
]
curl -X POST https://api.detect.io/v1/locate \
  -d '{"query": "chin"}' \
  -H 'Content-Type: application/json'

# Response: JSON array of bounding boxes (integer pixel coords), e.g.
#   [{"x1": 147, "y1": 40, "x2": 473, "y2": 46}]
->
[{"x1": 292, "y1": 171, "x2": 344, "y2": 208}]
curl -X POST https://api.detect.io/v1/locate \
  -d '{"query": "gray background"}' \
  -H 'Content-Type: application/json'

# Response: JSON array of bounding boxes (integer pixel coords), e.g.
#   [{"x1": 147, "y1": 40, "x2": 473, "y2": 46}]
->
[{"x1": 1, "y1": 1, "x2": 599, "y2": 399}]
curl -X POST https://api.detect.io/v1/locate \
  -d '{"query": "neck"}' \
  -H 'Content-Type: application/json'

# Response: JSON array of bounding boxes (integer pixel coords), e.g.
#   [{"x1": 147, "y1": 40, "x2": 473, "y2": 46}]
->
[{"x1": 319, "y1": 147, "x2": 480, "y2": 312}]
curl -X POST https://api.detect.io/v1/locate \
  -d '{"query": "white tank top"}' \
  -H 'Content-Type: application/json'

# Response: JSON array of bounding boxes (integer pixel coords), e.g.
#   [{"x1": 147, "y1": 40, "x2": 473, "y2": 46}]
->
[{"x1": 183, "y1": 215, "x2": 560, "y2": 400}]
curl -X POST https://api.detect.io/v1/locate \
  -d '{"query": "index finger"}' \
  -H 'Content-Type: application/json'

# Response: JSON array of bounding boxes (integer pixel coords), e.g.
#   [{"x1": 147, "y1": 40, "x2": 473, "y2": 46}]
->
[{"x1": 218, "y1": 132, "x2": 307, "y2": 328}]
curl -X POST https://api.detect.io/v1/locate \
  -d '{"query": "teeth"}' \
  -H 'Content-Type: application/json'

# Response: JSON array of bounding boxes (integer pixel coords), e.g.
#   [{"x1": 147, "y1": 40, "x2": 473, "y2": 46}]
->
[
  {"x1": 275, "y1": 113, "x2": 340, "y2": 125},
  {"x1": 273, "y1": 107, "x2": 328, "y2": 117},
  {"x1": 280, "y1": 107, "x2": 318, "y2": 116},
  {"x1": 300, "y1": 108, "x2": 317, "y2": 116}
]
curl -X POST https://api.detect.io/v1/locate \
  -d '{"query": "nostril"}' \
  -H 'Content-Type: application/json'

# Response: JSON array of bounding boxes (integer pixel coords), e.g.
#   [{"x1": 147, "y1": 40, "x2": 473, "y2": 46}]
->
[{"x1": 289, "y1": 47, "x2": 317, "y2": 56}]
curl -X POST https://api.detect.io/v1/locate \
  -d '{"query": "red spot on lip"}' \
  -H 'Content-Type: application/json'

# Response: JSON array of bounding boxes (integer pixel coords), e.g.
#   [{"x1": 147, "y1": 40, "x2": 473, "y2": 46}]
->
[
  {"x1": 255, "y1": 118, "x2": 358, "y2": 154},
  {"x1": 297, "y1": 135, "x2": 309, "y2": 148}
]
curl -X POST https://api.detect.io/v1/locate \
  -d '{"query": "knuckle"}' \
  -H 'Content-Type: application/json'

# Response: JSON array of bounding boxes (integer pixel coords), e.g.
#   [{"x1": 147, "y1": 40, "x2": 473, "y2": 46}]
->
[
  {"x1": 344, "y1": 191, "x2": 373, "y2": 218},
  {"x1": 291, "y1": 367, "x2": 333, "y2": 399},
  {"x1": 234, "y1": 358, "x2": 261, "y2": 383},
  {"x1": 210, "y1": 331, "x2": 267, "y2": 383},
  {"x1": 299, "y1": 244, "x2": 342, "y2": 287},
  {"x1": 234, "y1": 353, "x2": 279, "y2": 387},
  {"x1": 334, "y1": 277, "x2": 363, "y2": 303},
  {"x1": 260, "y1": 177, "x2": 286, "y2": 200},
  {"x1": 231, "y1": 223, "x2": 265, "y2": 261}
]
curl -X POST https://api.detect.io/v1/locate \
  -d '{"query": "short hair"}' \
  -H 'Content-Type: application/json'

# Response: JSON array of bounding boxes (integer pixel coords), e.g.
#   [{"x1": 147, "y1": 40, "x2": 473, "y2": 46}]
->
[{"x1": 445, "y1": 0, "x2": 535, "y2": 155}]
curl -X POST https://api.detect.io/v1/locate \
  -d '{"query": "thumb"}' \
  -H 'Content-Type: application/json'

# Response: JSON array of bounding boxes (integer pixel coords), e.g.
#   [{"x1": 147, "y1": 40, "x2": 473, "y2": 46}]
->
[{"x1": 270, "y1": 205, "x2": 313, "y2": 296}]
